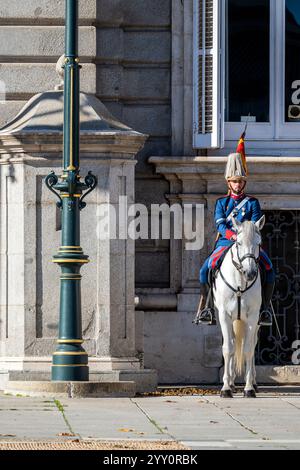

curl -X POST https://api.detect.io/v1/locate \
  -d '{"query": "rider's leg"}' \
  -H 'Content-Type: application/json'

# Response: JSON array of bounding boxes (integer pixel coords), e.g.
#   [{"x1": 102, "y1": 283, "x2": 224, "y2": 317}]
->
[
  {"x1": 259, "y1": 251, "x2": 275, "y2": 326},
  {"x1": 259, "y1": 273, "x2": 275, "y2": 326},
  {"x1": 195, "y1": 259, "x2": 216, "y2": 325}
]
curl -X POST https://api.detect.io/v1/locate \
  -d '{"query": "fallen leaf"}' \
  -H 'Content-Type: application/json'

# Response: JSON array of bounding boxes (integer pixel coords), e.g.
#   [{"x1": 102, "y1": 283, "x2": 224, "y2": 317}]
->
[
  {"x1": 57, "y1": 432, "x2": 76, "y2": 437},
  {"x1": 118, "y1": 428, "x2": 135, "y2": 433},
  {"x1": 0, "y1": 434, "x2": 16, "y2": 437},
  {"x1": 136, "y1": 387, "x2": 219, "y2": 397}
]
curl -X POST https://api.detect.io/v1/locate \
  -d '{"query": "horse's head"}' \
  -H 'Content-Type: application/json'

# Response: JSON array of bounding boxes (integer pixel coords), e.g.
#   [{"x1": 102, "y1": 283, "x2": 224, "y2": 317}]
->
[{"x1": 231, "y1": 215, "x2": 265, "y2": 282}]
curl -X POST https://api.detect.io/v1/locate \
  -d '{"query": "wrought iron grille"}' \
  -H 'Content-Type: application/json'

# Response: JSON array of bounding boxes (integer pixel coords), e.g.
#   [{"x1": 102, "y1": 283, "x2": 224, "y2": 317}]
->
[{"x1": 256, "y1": 210, "x2": 300, "y2": 365}]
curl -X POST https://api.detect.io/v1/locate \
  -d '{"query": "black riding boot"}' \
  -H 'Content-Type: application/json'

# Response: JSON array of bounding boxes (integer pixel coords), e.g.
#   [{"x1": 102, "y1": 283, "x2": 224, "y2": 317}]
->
[
  {"x1": 259, "y1": 281, "x2": 275, "y2": 326},
  {"x1": 193, "y1": 284, "x2": 216, "y2": 326}
]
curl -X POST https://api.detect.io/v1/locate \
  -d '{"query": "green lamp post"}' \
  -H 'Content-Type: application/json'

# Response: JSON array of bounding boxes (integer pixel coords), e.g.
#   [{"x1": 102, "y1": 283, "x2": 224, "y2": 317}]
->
[{"x1": 45, "y1": 0, "x2": 97, "y2": 381}]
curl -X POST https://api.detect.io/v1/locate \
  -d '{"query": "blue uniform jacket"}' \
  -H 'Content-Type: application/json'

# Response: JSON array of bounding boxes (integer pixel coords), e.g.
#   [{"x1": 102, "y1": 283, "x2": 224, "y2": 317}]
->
[
  {"x1": 199, "y1": 193, "x2": 274, "y2": 284},
  {"x1": 215, "y1": 194, "x2": 262, "y2": 247}
]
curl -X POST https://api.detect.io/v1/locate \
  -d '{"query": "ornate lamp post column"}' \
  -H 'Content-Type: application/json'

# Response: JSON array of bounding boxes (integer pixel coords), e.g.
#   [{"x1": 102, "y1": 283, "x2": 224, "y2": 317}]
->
[{"x1": 45, "y1": 0, "x2": 97, "y2": 381}]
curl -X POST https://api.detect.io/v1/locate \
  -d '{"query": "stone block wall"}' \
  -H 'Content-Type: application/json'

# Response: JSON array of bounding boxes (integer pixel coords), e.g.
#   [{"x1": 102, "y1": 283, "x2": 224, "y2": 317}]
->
[
  {"x1": 0, "y1": 0, "x2": 172, "y2": 290},
  {"x1": 0, "y1": 1, "x2": 211, "y2": 385},
  {"x1": 0, "y1": 0, "x2": 96, "y2": 124},
  {"x1": 94, "y1": 0, "x2": 172, "y2": 287}
]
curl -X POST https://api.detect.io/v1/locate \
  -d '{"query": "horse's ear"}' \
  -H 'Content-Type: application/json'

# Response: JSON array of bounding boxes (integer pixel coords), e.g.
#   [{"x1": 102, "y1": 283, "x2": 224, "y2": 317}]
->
[{"x1": 255, "y1": 215, "x2": 265, "y2": 231}]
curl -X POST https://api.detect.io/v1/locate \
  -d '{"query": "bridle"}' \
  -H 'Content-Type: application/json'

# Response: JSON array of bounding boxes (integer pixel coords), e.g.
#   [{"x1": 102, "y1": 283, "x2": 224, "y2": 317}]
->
[
  {"x1": 231, "y1": 241, "x2": 260, "y2": 275},
  {"x1": 219, "y1": 239, "x2": 260, "y2": 321}
]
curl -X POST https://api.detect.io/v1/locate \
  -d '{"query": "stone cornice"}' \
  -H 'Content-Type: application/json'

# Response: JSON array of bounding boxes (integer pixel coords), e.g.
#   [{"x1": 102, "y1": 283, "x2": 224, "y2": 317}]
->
[
  {"x1": 149, "y1": 156, "x2": 300, "y2": 180},
  {"x1": 0, "y1": 90, "x2": 148, "y2": 160},
  {"x1": 0, "y1": 132, "x2": 147, "y2": 159}
]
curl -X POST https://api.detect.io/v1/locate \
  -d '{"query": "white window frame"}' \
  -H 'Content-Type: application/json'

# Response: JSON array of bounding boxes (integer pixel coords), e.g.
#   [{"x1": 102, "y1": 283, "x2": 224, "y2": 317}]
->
[
  {"x1": 225, "y1": 0, "x2": 300, "y2": 147},
  {"x1": 193, "y1": 0, "x2": 225, "y2": 149},
  {"x1": 276, "y1": 0, "x2": 300, "y2": 139}
]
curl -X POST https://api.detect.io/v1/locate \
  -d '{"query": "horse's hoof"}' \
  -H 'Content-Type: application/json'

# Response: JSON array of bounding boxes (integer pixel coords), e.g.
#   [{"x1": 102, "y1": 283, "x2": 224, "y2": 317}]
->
[
  {"x1": 220, "y1": 389, "x2": 233, "y2": 398},
  {"x1": 230, "y1": 385, "x2": 237, "y2": 394},
  {"x1": 243, "y1": 389, "x2": 256, "y2": 398},
  {"x1": 253, "y1": 384, "x2": 259, "y2": 393}
]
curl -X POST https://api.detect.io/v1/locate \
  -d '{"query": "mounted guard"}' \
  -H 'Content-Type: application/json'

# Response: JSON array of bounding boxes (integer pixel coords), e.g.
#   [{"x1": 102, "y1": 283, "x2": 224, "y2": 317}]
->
[{"x1": 195, "y1": 136, "x2": 275, "y2": 327}]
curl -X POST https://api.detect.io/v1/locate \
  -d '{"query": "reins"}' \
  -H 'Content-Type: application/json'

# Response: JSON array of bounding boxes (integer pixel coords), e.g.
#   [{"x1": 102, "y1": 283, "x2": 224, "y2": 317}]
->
[{"x1": 219, "y1": 242, "x2": 259, "y2": 321}]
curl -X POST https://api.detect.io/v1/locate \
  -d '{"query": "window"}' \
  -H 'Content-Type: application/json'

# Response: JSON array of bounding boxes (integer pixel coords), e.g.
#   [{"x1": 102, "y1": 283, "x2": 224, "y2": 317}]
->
[
  {"x1": 226, "y1": 0, "x2": 300, "y2": 144},
  {"x1": 285, "y1": 0, "x2": 300, "y2": 123},
  {"x1": 226, "y1": 0, "x2": 270, "y2": 123},
  {"x1": 193, "y1": 0, "x2": 300, "y2": 150}
]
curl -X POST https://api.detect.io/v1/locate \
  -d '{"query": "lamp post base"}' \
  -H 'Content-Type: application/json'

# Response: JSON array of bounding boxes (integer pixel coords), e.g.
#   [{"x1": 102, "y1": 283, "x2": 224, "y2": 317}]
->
[
  {"x1": 51, "y1": 343, "x2": 89, "y2": 382},
  {"x1": 51, "y1": 365, "x2": 89, "y2": 382}
]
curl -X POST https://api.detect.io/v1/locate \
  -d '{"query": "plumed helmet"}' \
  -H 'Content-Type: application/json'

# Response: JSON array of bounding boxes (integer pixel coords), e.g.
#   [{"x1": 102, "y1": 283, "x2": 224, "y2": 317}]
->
[{"x1": 225, "y1": 152, "x2": 248, "y2": 181}]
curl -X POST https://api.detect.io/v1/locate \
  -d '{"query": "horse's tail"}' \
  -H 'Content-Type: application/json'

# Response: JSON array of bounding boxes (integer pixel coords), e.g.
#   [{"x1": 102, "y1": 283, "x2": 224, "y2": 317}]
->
[{"x1": 233, "y1": 319, "x2": 245, "y2": 376}]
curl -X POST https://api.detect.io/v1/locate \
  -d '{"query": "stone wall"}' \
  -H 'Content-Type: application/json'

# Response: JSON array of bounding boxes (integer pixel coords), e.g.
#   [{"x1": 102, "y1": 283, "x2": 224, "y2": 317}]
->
[
  {"x1": 0, "y1": 0, "x2": 223, "y2": 385},
  {"x1": 94, "y1": 0, "x2": 172, "y2": 287},
  {"x1": 0, "y1": 0, "x2": 172, "y2": 289},
  {"x1": 0, "y1": 0, "x2": 96, "y2": 124}
]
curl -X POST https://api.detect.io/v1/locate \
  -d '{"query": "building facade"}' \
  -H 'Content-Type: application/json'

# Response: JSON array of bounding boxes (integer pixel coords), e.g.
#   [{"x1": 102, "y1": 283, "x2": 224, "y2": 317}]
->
[{"x1": 0, "y1": 0, "x2": 300, "y2": 385}]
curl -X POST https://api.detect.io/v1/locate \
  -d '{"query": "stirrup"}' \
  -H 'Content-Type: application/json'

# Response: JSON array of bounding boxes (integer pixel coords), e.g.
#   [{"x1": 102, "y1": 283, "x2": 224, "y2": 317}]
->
[
  {"x1": 193, "y1": 307, "x2": 216, "y2": 326},
  {"x1": 258, "y1": 309, "x2": 273, "y2": 326}
]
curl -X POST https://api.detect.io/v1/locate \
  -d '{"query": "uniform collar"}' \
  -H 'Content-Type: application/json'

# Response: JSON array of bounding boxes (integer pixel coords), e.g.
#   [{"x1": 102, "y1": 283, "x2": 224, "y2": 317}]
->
[{"x1": 230, "y1": 192, "x2": 246, "y2": 201}]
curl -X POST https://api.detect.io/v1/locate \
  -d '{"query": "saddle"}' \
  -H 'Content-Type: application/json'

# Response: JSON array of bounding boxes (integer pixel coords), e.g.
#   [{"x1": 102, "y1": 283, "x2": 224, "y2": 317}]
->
[{"x1": 208, "y1": 245, "x2": 232, "y2": 290}]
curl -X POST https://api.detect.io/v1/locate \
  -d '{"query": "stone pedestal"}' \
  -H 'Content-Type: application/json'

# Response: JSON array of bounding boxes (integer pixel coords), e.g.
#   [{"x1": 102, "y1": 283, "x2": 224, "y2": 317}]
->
[{"x1": 0, "y1": 91, "x2": 157, "y2": 393}]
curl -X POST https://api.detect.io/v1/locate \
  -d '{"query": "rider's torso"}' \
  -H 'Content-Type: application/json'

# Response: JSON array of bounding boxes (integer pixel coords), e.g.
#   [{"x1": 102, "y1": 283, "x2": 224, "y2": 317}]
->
[{"x1": 215, "y1": 194, "x2": 262, "y2": 248}]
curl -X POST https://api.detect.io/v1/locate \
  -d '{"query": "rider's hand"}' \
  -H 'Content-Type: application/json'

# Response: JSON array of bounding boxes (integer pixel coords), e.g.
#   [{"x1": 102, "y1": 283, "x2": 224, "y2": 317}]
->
[{"x1": 231, "y1": 234, "x2": 237, "y2": 241}]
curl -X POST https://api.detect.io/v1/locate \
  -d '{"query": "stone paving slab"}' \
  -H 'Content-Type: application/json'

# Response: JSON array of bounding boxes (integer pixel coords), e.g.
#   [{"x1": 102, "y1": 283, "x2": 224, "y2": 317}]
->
[
  {"x1": 0, "y1": 407, "x2": 68, "y2": 440},
  {"x1": 58, "y1": 397, "x2": 165, "y2": 441},
  {"x1": 183, "y1": 440, "x2": 300, "y2": 450},
  {"x1": 203, "y1": 395, "x2": 300, "y2": 441},
  {"x1": 132, "y1": 396, "x2": 256, "y2": 441},
  {"x1": 0, "y1": 391, "x2": 300, "y2": 449}
]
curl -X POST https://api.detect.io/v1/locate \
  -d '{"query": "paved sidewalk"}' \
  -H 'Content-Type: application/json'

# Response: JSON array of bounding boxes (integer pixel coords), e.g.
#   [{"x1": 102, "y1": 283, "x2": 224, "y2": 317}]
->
[{"x1": 1, "y1": 387, "x2": 300, "y2": 450}]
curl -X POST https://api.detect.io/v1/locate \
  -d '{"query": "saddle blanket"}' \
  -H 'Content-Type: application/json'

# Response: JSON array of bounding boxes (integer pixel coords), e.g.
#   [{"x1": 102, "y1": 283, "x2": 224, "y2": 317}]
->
[{"x1": 208, "y1": 245, "x2": 272, "y2": 271}]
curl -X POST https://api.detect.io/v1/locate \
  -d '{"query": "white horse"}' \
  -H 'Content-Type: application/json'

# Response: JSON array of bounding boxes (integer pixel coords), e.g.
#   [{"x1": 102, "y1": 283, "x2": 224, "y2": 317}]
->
[{"x1": 214, "y1": 215, "x2": 265, "y2": 398}]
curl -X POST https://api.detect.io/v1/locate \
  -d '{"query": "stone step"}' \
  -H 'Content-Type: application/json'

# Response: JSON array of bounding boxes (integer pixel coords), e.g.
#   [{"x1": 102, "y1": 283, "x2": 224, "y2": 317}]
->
[
  {"x1": 4, "y1": 381, "x2": 136, "y2": 398},
  {"x1": 6, "y1": 369, "x2": 157, "y2": 393}
]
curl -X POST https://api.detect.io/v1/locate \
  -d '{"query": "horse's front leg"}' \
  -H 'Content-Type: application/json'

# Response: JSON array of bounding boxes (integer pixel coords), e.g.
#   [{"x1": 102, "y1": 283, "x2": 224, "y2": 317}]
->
[
  {"x1": 219, "y1": 311, "x2": 234, "y2": 398},
  {"x1": 229, "y1": 354, "x2": 237, "y2": 393},
  {"x1": 243, "y1": 322, "x2": 257, "y2": 398}
]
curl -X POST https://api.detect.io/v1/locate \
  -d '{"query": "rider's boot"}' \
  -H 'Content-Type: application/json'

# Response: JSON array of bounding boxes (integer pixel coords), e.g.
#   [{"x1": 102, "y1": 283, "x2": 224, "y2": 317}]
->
[
  {"x1": 258, "y1": 281, "x2": 275, "y2": 326},
  {"x1": 193, "y1": 284, "x2": 216, "y2": 326}
]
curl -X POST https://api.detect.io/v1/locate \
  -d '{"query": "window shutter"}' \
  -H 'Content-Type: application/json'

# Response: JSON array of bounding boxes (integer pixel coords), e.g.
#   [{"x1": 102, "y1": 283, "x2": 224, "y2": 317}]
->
[{"x1": 193, "y1": 0, "x2": 225, "y2": 149}]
